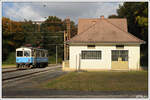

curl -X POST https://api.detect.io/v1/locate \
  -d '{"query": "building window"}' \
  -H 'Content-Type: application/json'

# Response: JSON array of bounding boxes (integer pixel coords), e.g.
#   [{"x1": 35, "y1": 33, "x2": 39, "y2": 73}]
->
[
  {"x1": 112, "y1": 50, "x2": 128, "y2": 61},
  {"x1": 87, "y1": 45, "x2": 96, "y2": 49},
  {"x1": 81, "y1": 51, "x2": 101, "y2": 59},
  {"x1": 116, "y1": 45, "x2": 124, "y2": 49},
  {"x1": 88, "y1": 45, "x2": 95, "y2": 47}
]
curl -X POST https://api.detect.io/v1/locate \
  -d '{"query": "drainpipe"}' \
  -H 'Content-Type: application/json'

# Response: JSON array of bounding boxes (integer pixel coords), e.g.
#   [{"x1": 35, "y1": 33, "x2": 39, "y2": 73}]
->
[
  {"x1": 78, "y1": 53, "x2": 81, "y2": 71},
  {"x1": 76, "y1": 54, "x2": 77, "y2": 71}
]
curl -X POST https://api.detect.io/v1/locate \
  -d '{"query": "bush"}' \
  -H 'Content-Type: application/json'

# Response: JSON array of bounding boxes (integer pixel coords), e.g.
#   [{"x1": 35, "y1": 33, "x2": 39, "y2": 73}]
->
[
  {"x1": 48, "y1": 55, "x2": 56, "y2": 64},
  {"x1": 3, "y1": 52, "x2": 16, "y2": 64},
  {"x1": 140, "y1": 55, "x2": 148, "y2": 67},
  {"x1": 48, "y1": 55, "x2": 63, "y2": 64}
]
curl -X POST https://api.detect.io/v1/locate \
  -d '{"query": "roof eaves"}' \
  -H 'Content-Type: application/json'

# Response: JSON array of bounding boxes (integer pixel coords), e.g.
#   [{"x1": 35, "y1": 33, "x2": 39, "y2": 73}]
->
[{"x1": 67, "y1": 40, "x2": 145, "y2": 44}]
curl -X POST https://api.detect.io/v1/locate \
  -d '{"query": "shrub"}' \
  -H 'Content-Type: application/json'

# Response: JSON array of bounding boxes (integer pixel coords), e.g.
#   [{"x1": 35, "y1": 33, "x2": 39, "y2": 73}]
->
[{"x1": 3, "y1": 52, "x2": 16, "y2": 64}]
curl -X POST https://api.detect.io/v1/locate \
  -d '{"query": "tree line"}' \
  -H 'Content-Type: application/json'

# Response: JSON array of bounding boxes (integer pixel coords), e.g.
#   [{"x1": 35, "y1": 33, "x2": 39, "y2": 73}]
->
[{"x1": 2, "y1": 16, "x2": 77, "y2": 64}]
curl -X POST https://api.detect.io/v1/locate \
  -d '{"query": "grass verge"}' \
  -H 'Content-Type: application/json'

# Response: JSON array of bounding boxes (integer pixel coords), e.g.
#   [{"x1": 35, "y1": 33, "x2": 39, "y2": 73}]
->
[
  {"x1": 2, "y1": 64, "x2": 16, "y2": 68},
  {"x1": 43, "y1": 71, "x2": 148, "y2": 91}
]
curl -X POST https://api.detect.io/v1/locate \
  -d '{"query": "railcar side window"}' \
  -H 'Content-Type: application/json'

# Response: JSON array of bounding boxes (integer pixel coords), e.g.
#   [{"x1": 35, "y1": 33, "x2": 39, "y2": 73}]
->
[
  {"x1": 42, "y1": 51, "x2": 45, "y2": 57},
  {"x1": 17, "y1": 51, "x2": 23, "y2": 57},
  {"x1": 36, "y1": 50, "x2": 40, "y2": 57},
  {"x1": 24, "y1": 51, "x2": 30, "y2": 57},
  {"x1": 45, "y1": 52, "x2": 48, "y2": 57}
]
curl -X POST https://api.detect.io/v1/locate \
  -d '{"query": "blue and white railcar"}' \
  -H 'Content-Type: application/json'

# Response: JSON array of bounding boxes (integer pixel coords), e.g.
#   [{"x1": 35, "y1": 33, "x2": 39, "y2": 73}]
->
[{"x1": 16, "y1": 47, "x2": 48, "y2": 69}]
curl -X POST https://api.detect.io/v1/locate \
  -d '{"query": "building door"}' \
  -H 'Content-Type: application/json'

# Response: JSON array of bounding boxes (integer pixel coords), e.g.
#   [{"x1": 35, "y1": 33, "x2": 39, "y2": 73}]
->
[{"x1": 111, "y1": 50, "x2": 128, "y2": 70}]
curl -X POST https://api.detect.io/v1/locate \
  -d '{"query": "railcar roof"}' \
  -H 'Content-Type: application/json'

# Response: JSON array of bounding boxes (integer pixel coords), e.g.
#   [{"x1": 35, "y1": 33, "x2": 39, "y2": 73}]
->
[{"x1": 16, "y1": 47, "x2": 47, "y2": 51}]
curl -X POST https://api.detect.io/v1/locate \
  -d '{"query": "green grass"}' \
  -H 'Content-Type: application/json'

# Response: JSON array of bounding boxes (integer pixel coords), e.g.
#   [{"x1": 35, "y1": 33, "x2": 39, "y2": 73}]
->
[
  {"x1": 43, "y1": 71, "x2": 148, "y2": 91},
  {"x1": 48, "y1": 55, "x2": 63, "y2": 64},
  {"x1": 2, "y1": 64, "x2": 16, "y2": 68}
]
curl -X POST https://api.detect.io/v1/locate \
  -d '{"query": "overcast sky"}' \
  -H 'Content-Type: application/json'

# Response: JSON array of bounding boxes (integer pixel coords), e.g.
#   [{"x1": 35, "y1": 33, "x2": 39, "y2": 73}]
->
[{"x1": 2, "y1": 2, "x2": 123, "y2": 24}]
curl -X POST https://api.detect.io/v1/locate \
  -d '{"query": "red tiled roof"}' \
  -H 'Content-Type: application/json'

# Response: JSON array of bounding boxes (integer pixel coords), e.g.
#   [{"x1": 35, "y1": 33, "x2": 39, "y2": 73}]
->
[
  {"x1": 68, "y1": 17, "x2": 144, "y2": 44},
  {"x1": 78, "y1": 18, "x2": 128, "y2": 34}
]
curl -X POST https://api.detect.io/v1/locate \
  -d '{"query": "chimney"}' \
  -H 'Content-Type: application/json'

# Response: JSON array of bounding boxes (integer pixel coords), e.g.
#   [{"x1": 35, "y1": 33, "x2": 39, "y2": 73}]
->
[{"x1": 100, "y1": 15, "x2": 104, "y2": 19}]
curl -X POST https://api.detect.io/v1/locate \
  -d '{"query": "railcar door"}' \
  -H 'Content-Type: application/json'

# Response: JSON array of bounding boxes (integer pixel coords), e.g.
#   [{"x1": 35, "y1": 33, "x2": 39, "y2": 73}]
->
[{"x1": 32, "y1": 49, "x2": 37, "y2": 65}]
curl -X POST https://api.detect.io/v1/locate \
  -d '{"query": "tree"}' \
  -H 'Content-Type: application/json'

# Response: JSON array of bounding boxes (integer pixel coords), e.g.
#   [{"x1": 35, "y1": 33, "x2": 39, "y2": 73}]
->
[
  {"x1": 108, "y1": 14, "x2": 119, "y2": 18},
  {"x1": 2, "y1": 17, "x2": 24, "y2": 61},
  {"x1": 2, "y1": 17, "x2": 40, "y2": 62},
  {"x1": 108, "y1": 2, "x2": 148, "y2": 66},
  {"x1": 21, "y1": 20, "x2": 40, "y2": 47}
]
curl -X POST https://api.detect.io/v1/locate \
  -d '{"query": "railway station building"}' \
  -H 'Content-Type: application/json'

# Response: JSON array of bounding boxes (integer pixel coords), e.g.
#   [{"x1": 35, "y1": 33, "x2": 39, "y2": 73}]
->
[{"x1": 63, "y1": 16, "x2": 145, "y2": 71}]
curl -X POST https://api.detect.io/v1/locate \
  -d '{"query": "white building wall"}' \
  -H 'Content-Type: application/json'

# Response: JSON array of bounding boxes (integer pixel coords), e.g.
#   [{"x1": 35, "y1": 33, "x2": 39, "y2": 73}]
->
[
  {"x1": 124, "y1": 46, "x2": 140, "y2": 70},
  {"x1": 69, "y1": 45, "x2": 140, "y2": 70}
]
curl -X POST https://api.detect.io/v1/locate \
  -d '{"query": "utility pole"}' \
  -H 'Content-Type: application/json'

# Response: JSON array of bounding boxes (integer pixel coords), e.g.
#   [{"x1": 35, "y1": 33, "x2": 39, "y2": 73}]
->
[
  {"x1": 64, "y1": 17, "x2": 70, "y2": 60},
  {"x1": 56, "y1": 45, "x2": 58, "y2": 64},
  {"x1": 66, "y1": 17, "x2": 71, "y2": 40},
  {"x1": 64, "y1": 30, "x2": 66, "y2": 61},
  {"x1": 38, "y1": 24, "x2": 40, "y2": 32}
]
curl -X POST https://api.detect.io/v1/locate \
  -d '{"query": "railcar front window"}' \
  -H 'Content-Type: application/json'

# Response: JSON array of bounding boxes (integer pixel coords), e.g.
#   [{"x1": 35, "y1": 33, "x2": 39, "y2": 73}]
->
[
  {"x1": 17, "y1": 51, "x2": 23, "y2": 57},
  {"x1": 24, "y1": 51, "x2": 30, "y2": 57}
]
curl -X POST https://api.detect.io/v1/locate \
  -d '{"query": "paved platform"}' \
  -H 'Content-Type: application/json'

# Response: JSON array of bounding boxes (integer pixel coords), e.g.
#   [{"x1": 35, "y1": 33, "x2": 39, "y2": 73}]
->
[{"x1": 3, "y1": 89, "x2": 148, "y2": 98}]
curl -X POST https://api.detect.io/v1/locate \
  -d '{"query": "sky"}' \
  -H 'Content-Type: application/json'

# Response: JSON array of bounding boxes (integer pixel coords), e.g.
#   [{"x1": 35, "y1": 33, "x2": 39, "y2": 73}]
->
[{"x1": 2, "y1": 2, "x2": 123, "y2": 24}]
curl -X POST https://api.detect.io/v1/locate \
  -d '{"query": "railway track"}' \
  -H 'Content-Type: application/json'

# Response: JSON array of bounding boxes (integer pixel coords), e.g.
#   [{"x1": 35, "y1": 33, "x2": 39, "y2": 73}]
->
[
  {"x1": 2, "y1": 64, "x2": 58, "y2": 74},
  {"x1": 2, "y1": 69, "x2": 18, "y2": 73},
  {"x1": 2, "y1": 67, "x2": 42, "y2": 74},
  {"x1": 2, "y1": 65, "x2": 61, "y2": 81},
  {"x1": 2, "y1": 68, "x2": 30, "y2": 73}
]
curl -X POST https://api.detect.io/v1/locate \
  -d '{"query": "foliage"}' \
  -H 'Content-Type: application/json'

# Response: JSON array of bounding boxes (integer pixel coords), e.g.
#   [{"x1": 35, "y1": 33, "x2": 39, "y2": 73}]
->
[
  {"x1": 2, "y1": 52, "x2": 16, "y2": 64},
  {"x1": 2, "y1": 17, "x2": 25, "y2": 61},
  {"x1": 108, "y1": 14, "x2": 119, "y2": 18},
  {"x1": 2, "y1": 16, "x2": 77, "y2": 64},
  {"x1": 109, "y1": 2, "x2": 148, "y2": 66}
]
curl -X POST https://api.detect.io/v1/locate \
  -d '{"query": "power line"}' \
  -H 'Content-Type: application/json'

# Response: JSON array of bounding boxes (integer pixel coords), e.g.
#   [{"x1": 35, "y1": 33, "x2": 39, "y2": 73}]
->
[{"x1": 6, "y1": 31, "x2": 64, "y2": 34}]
